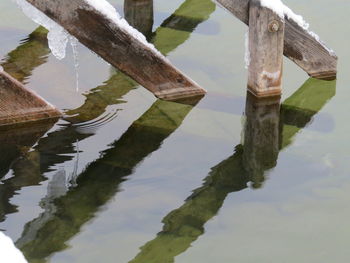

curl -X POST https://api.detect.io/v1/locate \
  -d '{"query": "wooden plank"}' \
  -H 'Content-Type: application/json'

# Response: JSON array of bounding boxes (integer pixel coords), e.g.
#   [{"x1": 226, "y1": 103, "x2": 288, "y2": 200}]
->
[
  {"x1": 25, "y1": 0, "x2": 206, "y2": 101},
  {"x1": 0, "y1": 69, "x2": 61, "y2": 126},
  {"x1": 216, "y1": 0, "x2": 338, "y2": 80},
  {"x1": 247, "y1": 0, "x2": 284, "y2": 96}
]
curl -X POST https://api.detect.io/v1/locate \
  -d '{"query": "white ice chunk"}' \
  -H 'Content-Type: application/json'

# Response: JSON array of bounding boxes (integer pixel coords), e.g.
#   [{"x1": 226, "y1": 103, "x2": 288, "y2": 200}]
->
[
  {"x1": 14, "y1": 0, "x2": 69, "y2": 60},
  {"x1": 0, "y1": 232, "x2": 28, "y2": 263}
]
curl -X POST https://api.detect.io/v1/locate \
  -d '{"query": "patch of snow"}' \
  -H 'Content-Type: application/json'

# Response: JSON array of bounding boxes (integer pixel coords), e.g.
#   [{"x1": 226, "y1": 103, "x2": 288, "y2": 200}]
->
[
  {"x1": 0, "y1": 232, "x2": 28, "y2": 263},
  {"x1": 260, "y1": 0, "x2": 335, "y2": 55},
  {"x1": 14, "y1": 0, "x2": 69, "y2": 60},
  {"x1": 83, "y1": 0, "x2": 164, "y2": 58},
  {"x1": 261, "y1": 70, "x2": 281, "y2": 81}
]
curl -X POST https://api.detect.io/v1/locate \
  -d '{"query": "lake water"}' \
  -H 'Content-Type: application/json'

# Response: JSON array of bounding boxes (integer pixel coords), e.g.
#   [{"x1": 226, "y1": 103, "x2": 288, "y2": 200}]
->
[{"x1": 0, "y1": 0, "x2": 349, "y2": 262}]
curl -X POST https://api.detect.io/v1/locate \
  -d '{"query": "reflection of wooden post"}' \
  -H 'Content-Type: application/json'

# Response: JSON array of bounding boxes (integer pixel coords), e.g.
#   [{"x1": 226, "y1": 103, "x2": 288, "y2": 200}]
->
[
  {"x1": 248, "y1": 0, "x2": 284, "y2": 97},
  {"x1": 124, "y1": 0, "x2": 154, "y2": 38},
  {"x1": 243, "y1": 93, "x2": 280, "y2": 188}
]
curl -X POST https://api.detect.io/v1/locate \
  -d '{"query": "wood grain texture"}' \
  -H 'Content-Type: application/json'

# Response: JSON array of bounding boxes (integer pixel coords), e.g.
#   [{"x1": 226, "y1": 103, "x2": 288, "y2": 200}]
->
[
  {"x1": 247, "y1": 0, "x2": 284, "y2": 97},
  {"x1": 0, "y1": 70, "x2": 61, "y2": 126},
  {"x1": 216, "y1": 0, "x2": 337, "y2": 79},
  {"x1": 25, "y1": 0, "x2": 206, "y2": 101}
]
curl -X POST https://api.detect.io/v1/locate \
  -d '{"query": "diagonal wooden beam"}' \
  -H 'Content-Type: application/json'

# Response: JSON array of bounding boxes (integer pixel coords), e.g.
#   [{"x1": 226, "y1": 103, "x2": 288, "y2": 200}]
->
[
  {"x1": 0, "y1": 69, "x2": 61, "y2": 126},
  {"x1": 24, "y1": 0, "x2": 206, "y2": 101},
  {"x1": 216, "y1": 0, "x2": 338, "y2": 80}
]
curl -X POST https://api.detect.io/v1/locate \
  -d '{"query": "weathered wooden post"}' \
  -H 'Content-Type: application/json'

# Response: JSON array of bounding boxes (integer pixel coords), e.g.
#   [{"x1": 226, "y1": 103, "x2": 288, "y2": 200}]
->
[
  {"x1": 124, "y1": 0, "x2": 154, "y2": 38},
  {"x1": 216, "y1": 0, "x2": 338, "y2": 81},
  {"x1": 0, "y1": 69, "x2": 61, "y2": 126},
  {"x1": 247, "y1": 0, "x2": 285, "y2": 96}
]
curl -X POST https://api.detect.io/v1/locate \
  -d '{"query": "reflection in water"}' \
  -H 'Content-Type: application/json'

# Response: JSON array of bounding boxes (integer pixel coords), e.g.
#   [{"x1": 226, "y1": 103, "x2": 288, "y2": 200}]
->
[
  {"x1": 0, "y1": 120, "x2": 57, "y2": 223},
  {"x1": 151, "y1": 0, "x2": 216, "y2": 55},
  {"x1": 1, "y1": 26, "x2": 49, "y2": 84},
  {"x1": 0, "y1": 0, "x2": 337, "y2": 262},
  {"x1": 15, "y1": 99, "x2": 197, "y2": 261},
  {"x1": 243, "y1": 94, "x2": 280, "y2": 188},
  {"x1": 0, "y1": 0, "x2": 214, "y2": 224},
  {"x1": 127, "y1": 79, "x2": 336, "y2": 263}
]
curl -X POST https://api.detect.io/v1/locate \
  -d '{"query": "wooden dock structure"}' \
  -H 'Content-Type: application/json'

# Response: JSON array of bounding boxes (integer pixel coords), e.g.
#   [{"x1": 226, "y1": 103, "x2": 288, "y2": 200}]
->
[{"x1": 0, "y1": 0, "x2": 338, "y2": 126}]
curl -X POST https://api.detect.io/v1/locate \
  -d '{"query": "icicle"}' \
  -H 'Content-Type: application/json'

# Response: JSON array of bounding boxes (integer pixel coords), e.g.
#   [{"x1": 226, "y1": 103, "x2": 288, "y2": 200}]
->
[
  {"x1": 14, "y1": 0, "x2": 69, "y2": 60},
  {"x1": 70, "y1": 36, "x2": 80, "y2": 92}
]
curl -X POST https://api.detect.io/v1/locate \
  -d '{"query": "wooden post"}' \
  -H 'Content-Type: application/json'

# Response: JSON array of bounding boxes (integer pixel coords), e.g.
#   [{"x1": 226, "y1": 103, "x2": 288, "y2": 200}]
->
[
  {"x1": 216, "y1": 0, "x2": 337, "y2": 80},
  {"x1": 124, "y1": 0, "x2": 154, "y2": 38},
  {"x1": 25, "y1": 0, "x2": 206, "y2": 101},
  {"x1": 0, "y1": 69, "x2": 61, "y2": 126},
  {"x1": 247, "y1": 0, "x2": 285, "y2": 97}
]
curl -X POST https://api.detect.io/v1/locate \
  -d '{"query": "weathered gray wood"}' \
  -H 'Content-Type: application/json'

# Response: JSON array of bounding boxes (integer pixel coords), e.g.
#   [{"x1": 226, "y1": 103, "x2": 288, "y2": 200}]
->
[
  {"x1": 25, "y1": 0, "x2": 206, "y2": 101},
  {"x1": 124, "y1": 0, "x2": 154, "y2": 38},
  {"x1": 216, "y1": 0, "x2": 337, "y2": 80},
  {"x1": 0, "y1": 69, "x2": 61, "y2": 126},
  {"x1": 247, "y1": 0, "x2": 284, "y2": 97}
]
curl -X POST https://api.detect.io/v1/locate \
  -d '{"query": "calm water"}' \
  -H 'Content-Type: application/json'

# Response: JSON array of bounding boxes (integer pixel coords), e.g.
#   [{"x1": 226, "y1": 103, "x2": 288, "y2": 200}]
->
[{"x1": 0, "y1": 0, "x2": 349, "y2": 262}]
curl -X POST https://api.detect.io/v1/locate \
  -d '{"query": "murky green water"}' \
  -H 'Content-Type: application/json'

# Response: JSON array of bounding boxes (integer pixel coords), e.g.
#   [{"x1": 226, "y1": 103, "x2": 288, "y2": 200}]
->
[{"x1": 0, "y1": 0, "x2": 349, "y2": 262}]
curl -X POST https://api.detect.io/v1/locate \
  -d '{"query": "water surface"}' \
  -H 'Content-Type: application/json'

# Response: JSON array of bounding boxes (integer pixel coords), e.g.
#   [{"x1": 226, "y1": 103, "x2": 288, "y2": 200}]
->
[{"x1": 0, "y1": 0, "x2": 349, "y2": 262}]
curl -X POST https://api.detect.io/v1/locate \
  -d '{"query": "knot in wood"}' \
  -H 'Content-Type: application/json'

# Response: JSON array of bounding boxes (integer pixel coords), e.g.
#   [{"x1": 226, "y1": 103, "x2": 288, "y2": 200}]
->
[{"x1": 268, "y1": 20, "x2": 280, "y2": 33}]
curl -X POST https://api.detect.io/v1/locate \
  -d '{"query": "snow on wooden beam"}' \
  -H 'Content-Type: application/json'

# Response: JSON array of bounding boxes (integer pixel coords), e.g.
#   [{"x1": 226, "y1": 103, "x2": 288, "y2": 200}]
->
[
  {"x1": 216, "y1": 0, "x2": 338, "y2": 80},
  {"x1": 24, "y1": 0, "x2": 206, "y2": 101},
  {"x1": 0, "y1": 69, "x2": 61, "y2": 127}
]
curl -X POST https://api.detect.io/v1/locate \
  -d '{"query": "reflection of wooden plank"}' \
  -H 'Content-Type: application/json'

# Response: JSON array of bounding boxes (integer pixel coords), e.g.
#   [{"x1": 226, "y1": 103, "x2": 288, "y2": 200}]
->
[
  {"x1": 248, "y1": 0, "x2": 284, "y2": 96},
  {"x1": 25, "y1": 0, "x2": 206, "y2": 101},
  {"x1": 280, "y1": 78, "x2": 336, "y2": 148},
  {"x1": 16, "y1": 99, "x2": 196, "y2": 260},
  {"x1": 0, "y1": 70, "x2": 61, "y2": 126},
  {"x1": 217, "y1": 0, "x2": 337, "y2": 79},
  {"x1": 1, "y1": 26, "x2": 49, "y2": 83}
]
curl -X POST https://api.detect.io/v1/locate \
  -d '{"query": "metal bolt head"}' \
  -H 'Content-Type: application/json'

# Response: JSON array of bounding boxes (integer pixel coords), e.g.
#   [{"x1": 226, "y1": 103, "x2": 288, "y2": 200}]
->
[{"x1": 268, "y1": 21, "x2": 280, "y2": 32}]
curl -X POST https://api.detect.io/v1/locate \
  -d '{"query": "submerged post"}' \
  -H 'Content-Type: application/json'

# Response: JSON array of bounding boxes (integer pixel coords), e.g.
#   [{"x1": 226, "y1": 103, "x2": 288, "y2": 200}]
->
[{"x1": 247, "y1": 0, "x2": 285, "y2": 96}]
